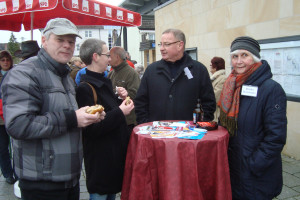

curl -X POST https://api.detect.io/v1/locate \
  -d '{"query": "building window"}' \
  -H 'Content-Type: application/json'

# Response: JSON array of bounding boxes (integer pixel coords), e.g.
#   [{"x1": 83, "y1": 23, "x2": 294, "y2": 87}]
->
[
  {"x1": 185, "y1": 48, "x2": 197, "y2": 61},
  {"x1": 108, "y1": 33, "x2": 112, "y2": 49},
  {"x1": 85, "y1": 30, "x2": 92, "y2": 38},
  {"x1": 141, "y1": 32, "x2": 155, "y2": 42},
  {"x1": 76, "y1": 44, "x2": 80, "y2": 51},
  {"x1": 148, "y1": 33, "x2": 155, "y2": 40},
  {"x1": 104, "y1": 26, "x2": 121, "y2": 49}
]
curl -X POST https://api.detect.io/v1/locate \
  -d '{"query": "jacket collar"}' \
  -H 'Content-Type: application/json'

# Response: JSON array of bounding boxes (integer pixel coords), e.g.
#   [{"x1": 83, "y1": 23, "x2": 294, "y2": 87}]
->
[
  {"x1": 81, "y1": 69, "x2": 106, "y2": 88},
  {"x1": 157, "y1": 52, "x2": 194, "y2": 76},
  {"x1": 211, "y1": 69, "x2": 225, "y2": 81},
  {"x1": 158, "y1": 52, "x2": 193, "y2": 68},
  {"x1": 38, "y1": 48, "x2": 70, "y2": 77},
  {"x1": 111, "y1": 61, "x2": 128, "y2": 72},
  {"x1": 245, "y1": 60, "x2": 272, "y2": 86}
]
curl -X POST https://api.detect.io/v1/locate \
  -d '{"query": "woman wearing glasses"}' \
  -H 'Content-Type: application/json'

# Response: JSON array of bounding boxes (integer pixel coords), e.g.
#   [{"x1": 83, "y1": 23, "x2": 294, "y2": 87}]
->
[{"x1": 76, "y1": 39, "x2": 134, "y2": 200}]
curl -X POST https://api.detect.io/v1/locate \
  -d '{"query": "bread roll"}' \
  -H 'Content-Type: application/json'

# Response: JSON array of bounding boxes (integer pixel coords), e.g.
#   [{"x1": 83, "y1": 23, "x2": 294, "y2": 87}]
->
[
  {"x1": 86, "y1": 104, "x2": 104, "y2": 114},
  {"x1": 125, "y1": 96, "x2": 131, "y2": 105}
]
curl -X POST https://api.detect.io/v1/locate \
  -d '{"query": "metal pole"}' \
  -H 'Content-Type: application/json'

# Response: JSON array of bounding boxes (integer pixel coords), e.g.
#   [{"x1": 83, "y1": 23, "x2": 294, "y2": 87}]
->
[
  {"x1": 123, "y1": 27, "x2": 127, "y2": 51},
  {"x1": 31, "y1": 12, "x2": 34, "y2": 40}
]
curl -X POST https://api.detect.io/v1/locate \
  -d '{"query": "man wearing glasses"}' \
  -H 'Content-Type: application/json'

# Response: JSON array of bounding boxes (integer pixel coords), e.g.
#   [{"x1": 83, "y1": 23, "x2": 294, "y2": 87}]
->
[{"x1": 135, "y1": 28, "x2": 216, "y2": 124}]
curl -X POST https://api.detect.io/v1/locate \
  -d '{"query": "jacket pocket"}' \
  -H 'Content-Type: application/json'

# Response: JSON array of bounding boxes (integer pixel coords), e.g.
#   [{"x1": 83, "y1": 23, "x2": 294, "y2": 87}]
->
[{"x1": 42, "y1": 140, "x2": 54, "y2": 172}]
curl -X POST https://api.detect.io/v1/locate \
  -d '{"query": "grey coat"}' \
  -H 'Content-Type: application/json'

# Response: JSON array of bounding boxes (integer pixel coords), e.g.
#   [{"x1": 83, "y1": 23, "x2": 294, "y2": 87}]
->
[{"x1": 1, "y1": 49, "x2": 81, "y2": 188}]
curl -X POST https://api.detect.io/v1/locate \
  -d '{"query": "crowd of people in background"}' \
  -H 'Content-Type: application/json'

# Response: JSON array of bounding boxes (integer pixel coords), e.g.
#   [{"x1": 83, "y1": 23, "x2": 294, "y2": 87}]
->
[{"x1": 0, "y1": 17, "x2": 287, "y2": 200}]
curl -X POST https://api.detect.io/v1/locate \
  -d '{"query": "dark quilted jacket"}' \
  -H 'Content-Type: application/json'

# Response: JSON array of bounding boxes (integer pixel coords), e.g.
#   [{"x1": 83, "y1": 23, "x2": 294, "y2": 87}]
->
[{"x1": 228, "y1": 60, "x2": 287, "y2": 199}]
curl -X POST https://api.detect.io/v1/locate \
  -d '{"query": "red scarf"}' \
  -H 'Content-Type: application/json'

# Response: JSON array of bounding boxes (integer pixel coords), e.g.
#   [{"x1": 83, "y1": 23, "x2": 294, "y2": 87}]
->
[{"x1": 218, "y1": 62, "x2": 262, "y2": 135}]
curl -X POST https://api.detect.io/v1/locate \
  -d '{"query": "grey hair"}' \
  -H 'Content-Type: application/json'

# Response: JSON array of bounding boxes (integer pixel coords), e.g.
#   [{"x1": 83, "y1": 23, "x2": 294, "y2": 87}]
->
[
  {"x1": 43, "y1": 30, "x2": 52, "y2": 40},
  {"x1": 80, "y1": 38, "x2": 106, "y2": 65},
  {"x1": 162, "y1": 28, "x2": 186, "y2": 49},
  {"x1": 135, "y1": 64, "x2": 144, "y2": 72},
  {"x1": 229, "y1": 49, "x2": 261, "y2": 69}
]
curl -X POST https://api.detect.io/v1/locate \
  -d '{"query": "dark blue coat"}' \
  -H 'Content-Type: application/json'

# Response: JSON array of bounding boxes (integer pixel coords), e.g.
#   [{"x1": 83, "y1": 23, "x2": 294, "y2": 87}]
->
[
  {"x1": 135, "y1": 53, "x2": 216, "y2": 124},
  {"x1": 228, "y1": 60, "x2": 287, "y2": 199}
]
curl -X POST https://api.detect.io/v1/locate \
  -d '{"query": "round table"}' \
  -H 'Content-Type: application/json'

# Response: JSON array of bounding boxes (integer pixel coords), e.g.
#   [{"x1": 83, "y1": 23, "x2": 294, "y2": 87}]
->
[{"x1": 121, "y1": 121, "x2": 232, "y2": 200}]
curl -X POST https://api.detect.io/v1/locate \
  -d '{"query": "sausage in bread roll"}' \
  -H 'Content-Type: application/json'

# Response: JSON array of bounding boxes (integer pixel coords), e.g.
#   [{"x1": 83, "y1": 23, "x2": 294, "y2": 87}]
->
[{"x1": 86, "y1": 104, "x2": 104, "y2": 114}]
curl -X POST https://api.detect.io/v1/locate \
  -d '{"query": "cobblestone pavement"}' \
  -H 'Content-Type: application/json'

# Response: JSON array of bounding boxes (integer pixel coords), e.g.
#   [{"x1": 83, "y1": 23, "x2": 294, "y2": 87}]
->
[{"x1": 0, "y1": 154, "x2": 299, "y2": 200}]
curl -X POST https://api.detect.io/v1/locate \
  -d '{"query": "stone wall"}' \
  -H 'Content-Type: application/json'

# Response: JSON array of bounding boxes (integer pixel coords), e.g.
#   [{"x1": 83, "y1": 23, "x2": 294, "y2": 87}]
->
[{"x1": 155, "y1": 0, "x2": 300, "y2": 159}]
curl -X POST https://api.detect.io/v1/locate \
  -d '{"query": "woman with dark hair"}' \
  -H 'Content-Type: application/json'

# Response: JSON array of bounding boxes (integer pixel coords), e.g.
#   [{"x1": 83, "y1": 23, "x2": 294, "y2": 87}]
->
[
  {"x1": 0, "y1": 50, "x2": 13, "y2": 73},
  {"x1": 0, "y1": 50, "x2": 16, "y2": 184},
  {"x1": 210, "y1": 56, "x2": 226, "y2": 122},
  {"x1": 218, "y1": 36, "x2": 287, "y2": 199}
]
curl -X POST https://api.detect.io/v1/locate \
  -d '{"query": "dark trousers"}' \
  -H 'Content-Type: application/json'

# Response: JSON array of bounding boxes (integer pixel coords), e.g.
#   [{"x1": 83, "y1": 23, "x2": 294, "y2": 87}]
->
[
  {"x1": 21, "y1": 183, "x2": 80, "y2": 200},
  {"x1": 0, "y1": 125, "x2": 14, "y2": 178}
]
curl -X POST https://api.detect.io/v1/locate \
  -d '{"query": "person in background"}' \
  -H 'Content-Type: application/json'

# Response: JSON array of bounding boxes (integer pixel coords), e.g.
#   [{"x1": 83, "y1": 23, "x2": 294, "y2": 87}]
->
[
  {"x1": 134, "y1": 63, "x2": 144, "y2": 79},
  {"x1": 135, "y1": 28, "x2": 215, "y2": 124},
  {"x1": 108, "y1": 46, "x2": 140, "y2": 134},
  {"x1": 1, "y1": 18, "x2": 104, "y2": 200},
  {"x1": 0, "y1": 50, "x2": 15, "y2": 184},
  {"x1": 125, "y1": 51, "x2": 135, "y2": 69},
  {"x1": 76, "y1": 39, "x2": 134, "y2": 200},
  {"x1": 69, "y1": 56, "x2": 83, "y2": 82},
  {"x1": 218, "y1": 36, "x2": 287, "y2": 199},
  {"x1": 210, "y1": 57, "x2": 226, "y2": 122},
  {"x1": 69, "y1": 56, "x2": 82, "y2": 68},
  {"x1": 80, "y1": 61, "x2": 86, "y2": 68},
  {"x1": 14, "y1": 40, "x2": 40, "y2": 61}
]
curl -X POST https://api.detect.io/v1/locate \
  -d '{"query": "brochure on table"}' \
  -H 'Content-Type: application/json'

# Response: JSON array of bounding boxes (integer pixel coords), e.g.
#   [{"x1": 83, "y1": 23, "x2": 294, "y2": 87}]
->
[{"x1": 136, "y1": 121, "x2": 207, "y2": 140}]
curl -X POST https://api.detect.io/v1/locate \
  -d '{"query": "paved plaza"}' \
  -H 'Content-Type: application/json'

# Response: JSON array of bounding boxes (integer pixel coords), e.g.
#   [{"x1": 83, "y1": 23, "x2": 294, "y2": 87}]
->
[{"x1": 0, "y1": 154, "x2": 299, "y2": 200}]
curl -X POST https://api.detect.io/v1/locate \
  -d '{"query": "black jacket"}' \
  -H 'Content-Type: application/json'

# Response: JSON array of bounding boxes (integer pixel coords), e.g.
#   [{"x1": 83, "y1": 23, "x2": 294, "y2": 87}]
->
[
  {"x1": 76, "y1": 69, "x2": 129, "y2": 194},
  {"x1": 135, "y1": 53, "x2": 216, "y2": 124},
  {"x1": 228, "y1": 60, "x2": 287, "y2": 199}
]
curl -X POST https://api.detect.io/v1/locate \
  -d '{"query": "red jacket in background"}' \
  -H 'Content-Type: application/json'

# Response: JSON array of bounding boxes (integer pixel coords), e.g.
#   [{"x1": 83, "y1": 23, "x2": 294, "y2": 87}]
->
[{"x1": 127, "y1": 60, "x2": 135, "y2": 69}]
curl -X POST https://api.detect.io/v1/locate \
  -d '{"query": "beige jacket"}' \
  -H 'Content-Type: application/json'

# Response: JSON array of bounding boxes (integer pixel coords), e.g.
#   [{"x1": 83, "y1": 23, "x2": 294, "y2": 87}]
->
[{"x1": 211, "y1": 69, "x2": 227, "y2": 122}]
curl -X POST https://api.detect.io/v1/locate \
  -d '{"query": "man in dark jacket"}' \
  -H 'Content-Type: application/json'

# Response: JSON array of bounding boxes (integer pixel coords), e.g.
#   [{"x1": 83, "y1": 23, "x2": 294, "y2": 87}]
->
[
  {"x1": 135, "y1": 28, "x2": 215, "y2": 124},
  {"x1": 1, "y1": 18, "x2": 104, "y2": 200}
]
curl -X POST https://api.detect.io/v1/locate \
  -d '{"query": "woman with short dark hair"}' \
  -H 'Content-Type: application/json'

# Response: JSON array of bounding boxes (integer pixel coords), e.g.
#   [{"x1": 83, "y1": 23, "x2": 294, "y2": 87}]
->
[{"x1": 0, "y1": 50, "x2": 16, "y2": 184}]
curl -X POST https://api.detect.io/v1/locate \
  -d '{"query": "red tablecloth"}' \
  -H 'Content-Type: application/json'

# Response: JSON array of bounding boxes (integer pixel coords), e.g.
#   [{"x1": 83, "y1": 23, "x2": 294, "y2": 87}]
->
[{"x1": 121, "y1": 122, "x2": 232, "y2": 200}]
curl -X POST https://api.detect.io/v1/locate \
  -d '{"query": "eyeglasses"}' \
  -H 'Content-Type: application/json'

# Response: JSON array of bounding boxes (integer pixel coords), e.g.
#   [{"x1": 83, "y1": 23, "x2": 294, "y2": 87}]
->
[
  {"x1": 99, "y1": 53, "x2": 110, "y2": 58},
  {"x1": 157, "y1": 41, "x2": 181, "y2": 47}
]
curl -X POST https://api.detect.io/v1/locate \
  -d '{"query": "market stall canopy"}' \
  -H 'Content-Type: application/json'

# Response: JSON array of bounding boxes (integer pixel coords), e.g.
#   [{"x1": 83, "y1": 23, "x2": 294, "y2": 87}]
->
[{"x1": 0, "y1": 0, "x2": 142, "y2": 32}]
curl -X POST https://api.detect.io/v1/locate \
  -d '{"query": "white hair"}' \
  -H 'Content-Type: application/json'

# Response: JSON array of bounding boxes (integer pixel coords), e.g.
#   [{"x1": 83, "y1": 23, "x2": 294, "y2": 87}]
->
[{"x1": 229, "y1": 49, "x2": 261, "y2": 69}]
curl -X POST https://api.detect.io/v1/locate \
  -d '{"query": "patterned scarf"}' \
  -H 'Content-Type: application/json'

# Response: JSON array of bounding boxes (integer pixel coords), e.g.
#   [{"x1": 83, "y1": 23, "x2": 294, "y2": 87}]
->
[{"x1": 218, "y1": 62, "x2": 262, "y2": 136}]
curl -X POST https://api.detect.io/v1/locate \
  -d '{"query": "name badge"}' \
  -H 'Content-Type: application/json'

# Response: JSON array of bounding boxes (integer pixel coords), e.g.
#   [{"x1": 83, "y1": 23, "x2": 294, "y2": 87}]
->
[
  {"x1": 241, "y1": 85, "x2": 258, "y2": 97},
  {"x1": 184, "y1": 67, "x2": 193, "y2": 79}
]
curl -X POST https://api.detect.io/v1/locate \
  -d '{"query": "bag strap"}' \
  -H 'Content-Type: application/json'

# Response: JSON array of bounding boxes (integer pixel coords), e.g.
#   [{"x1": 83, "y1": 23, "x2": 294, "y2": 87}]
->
[{"x1": 83, "y1": 82, "x2": 97, "y2": 105}]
